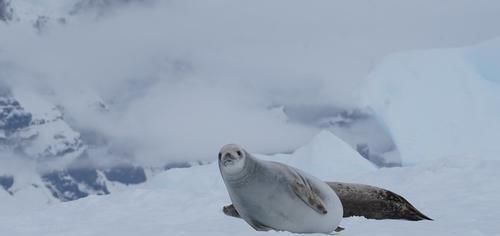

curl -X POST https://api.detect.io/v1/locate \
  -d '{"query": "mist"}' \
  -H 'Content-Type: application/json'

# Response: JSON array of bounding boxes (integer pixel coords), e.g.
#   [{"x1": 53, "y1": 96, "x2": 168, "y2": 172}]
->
[{"x1": 2, "y1": 0, "x2": 500, "y2": 166}]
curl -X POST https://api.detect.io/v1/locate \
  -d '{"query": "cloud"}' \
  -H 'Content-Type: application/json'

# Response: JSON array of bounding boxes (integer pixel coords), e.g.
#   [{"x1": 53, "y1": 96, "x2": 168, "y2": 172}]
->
[{"x1": 2, "y1": 0, "x2": 500, "y2": 167}]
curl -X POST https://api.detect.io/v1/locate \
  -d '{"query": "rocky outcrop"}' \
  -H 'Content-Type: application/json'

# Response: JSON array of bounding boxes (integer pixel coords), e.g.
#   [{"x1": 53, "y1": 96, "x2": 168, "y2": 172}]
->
[
  {"x1": 0, "y1": 175, "x2": 14, "y2": 194},
  {"x1": 0, "y1": 93, "x2": 149, "y2": 201},
  {"x1": 0, "y1": 0, "x2": 13, "y2": 22}
]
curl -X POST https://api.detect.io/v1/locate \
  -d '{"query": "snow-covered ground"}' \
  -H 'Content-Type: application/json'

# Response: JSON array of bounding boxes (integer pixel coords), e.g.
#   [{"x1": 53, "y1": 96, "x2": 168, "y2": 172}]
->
[{"x1": 1, "y1": 130, "x2": 499, "y2": 236}]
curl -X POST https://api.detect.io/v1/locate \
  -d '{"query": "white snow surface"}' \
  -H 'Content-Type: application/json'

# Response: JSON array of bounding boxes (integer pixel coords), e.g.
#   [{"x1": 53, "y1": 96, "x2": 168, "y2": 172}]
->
[{"x1": 1, "y1": 130, "x2": 500, "y2": 236}]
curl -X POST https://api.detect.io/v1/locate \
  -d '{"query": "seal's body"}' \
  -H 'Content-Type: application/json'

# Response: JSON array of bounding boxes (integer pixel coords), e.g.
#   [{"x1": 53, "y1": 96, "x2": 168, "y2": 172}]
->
[{"x1": 219, "y1": 144, "x2": 343, "y2": 233}]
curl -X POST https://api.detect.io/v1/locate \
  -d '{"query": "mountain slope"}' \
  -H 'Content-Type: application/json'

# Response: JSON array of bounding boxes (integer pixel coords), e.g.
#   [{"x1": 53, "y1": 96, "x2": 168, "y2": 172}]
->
[{"x1": 1, "y1": 90, "x2": 151, "y2": 202}]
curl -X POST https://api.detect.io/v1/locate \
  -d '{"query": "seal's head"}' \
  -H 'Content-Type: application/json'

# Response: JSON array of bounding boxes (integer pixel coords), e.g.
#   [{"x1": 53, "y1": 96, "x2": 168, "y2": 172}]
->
[{"x1": 218, "y1": 144, "x2": 247, "y2": 174}]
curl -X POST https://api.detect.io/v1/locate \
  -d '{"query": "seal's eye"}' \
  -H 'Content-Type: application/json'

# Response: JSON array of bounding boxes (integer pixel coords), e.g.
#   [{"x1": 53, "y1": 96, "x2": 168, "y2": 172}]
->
[
  {"x1": 218, "y1": 152, "x2": 222, "y2": 160},
  {"x1": 236, "y1": 150, "x2": 242, "y2": 157}
]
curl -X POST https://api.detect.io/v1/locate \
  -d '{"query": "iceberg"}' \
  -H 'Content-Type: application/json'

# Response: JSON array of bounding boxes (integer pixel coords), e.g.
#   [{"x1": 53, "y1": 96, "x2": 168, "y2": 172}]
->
[{"x1": 362, "y1": 39, "x2": 500, "y2": 165}]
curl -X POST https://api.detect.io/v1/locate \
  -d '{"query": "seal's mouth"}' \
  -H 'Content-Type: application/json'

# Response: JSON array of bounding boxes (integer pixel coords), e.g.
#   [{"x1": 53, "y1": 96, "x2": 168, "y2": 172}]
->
[{"x1": 223, "y1": 158, "x2": 236, "y2": 167}]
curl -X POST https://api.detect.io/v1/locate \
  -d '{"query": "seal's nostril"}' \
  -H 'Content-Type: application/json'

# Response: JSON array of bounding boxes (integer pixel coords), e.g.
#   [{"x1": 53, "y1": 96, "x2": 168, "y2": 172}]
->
[
  {"x1": 236, "y1": 150, "x2": 242, "y2": 156},
  {"x1": 218, "y1": 152, "x2": 222, "y2": 161}
]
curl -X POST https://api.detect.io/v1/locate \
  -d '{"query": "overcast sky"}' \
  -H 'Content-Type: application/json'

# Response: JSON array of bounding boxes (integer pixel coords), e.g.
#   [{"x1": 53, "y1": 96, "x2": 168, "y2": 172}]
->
[{"x1": 1, "y1": 0, "x2": 500, "y2": 165}]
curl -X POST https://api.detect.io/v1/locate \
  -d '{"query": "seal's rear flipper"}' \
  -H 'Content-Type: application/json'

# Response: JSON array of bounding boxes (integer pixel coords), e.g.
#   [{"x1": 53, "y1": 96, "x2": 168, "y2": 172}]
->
[
  {"x1": 223, "y1": 204, "x2": 240, "y2": 218},
  {"x1": 327, "y1": 182, "x2": 432, "y2": 221}
]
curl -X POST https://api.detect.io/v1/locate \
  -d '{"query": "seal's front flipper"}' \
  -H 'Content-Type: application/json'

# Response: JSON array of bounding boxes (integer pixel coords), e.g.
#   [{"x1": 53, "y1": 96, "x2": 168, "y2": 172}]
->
[
  {"x1": 224, "y1": 204, "x2": 272, "y2": 232},
  {"x1": 335, "y1": 226, "x2": 345, "y2": 232},
  {"x1": 222, "y1": 204, "x2": 241, "y2": 218},
  {"x1": 291, "y1": 176, "x2": 328, "y2": 215}
]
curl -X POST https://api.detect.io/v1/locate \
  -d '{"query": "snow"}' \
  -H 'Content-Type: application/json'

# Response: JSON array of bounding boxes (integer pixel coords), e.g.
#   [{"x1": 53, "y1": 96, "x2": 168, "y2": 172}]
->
[
  {"x1": 13, "y1": 89, "x2": 62, "y2": 122},
  {"x1": 12, "y1": 89, "x2": 85, "y2": 161},
  {"x1": 1, "y1": 130, "x2": 500, "y2": 235},
  {"x1": 285, "y1": 130, "x2": 377, "y2": 182},
  {"x1": 0, "y1": 155, "x2": 56, "y2": 209}
]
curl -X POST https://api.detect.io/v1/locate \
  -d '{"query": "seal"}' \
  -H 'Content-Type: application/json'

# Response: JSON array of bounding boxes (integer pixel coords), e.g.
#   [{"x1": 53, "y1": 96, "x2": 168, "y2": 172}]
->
[
  {"x1": 224, "y1": 182, "x2": 432, "y2": 221},
  {"x1": 219, "y1": 144, "x2": 433, "y2": 233},
  {"x1": 218, "y1": 144, "x2": 343, "y2": 234}
]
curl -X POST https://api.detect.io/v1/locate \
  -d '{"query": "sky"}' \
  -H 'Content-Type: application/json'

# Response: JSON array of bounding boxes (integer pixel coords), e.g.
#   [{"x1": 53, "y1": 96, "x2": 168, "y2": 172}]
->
[{"x1": 2, "y1": 0, "x2": 500, "y2": 166}]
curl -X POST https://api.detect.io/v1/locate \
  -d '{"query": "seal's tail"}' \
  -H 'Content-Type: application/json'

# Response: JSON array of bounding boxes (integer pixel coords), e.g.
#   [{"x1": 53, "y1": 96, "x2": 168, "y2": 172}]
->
[{"x1": 327, "y1": 182, "x2": 433, "y2": 221}]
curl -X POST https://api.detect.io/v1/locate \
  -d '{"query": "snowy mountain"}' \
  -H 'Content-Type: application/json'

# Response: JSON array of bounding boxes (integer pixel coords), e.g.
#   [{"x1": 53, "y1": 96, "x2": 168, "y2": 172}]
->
[{"x1": 0, "y1": 88, "x2": 153, "y2": 201}]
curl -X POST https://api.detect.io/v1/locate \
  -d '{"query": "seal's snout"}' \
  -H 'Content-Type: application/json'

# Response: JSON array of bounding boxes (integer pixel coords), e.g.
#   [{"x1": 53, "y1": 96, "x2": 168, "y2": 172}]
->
[
  {"x1": 219, "y1": 144, "x2": 246, "y2": 170},
  {"x1": 221, "y1": 153, "x2": 235, "y2": 166},
  {"x1": 220, "y1": 151, "x2": 241, "y2": 167}
]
